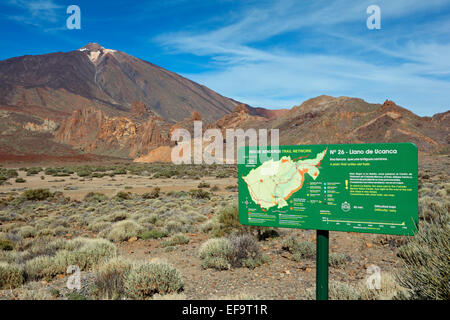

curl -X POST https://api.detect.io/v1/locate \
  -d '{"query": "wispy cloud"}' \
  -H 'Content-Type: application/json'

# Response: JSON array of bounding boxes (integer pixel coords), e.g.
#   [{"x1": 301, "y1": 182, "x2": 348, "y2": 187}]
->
[
  {"x1": 155, "y1": 0, "x2": 450, "y2": 115},
  {"x1": 7, "y1": 0, "x2": 64, "y2": 27}
]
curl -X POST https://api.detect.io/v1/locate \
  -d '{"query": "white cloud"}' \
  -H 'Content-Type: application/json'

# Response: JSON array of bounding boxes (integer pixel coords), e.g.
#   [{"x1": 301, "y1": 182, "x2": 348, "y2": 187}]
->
[
  {"x1": 7, "y1": 0, "x2": 63, "y2": 26},
  {"x1": 156, "y1": 0, "x2": 450, "y2": 115}
]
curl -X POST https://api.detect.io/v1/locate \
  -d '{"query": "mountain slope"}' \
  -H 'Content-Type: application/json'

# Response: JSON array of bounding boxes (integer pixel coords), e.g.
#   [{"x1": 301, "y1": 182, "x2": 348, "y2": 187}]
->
[
  {"x1": 0, "y1": 43, "x2": 239, "y2": 123},
  {"x1": 219, "y1": 96, "x2": 449, "y2": 153}
]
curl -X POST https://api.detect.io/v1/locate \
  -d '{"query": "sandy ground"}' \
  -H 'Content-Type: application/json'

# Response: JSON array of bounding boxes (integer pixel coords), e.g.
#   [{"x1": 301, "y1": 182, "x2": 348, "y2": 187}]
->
[{"x1": 0, "y1": 171, "x2": 237, "y2": 200}]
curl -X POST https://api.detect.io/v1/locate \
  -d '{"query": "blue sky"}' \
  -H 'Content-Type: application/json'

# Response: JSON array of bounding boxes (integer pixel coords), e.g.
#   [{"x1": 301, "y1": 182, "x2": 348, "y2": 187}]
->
[{"x1": 1, "y1": 0, "x2": 449, "y2": 115}]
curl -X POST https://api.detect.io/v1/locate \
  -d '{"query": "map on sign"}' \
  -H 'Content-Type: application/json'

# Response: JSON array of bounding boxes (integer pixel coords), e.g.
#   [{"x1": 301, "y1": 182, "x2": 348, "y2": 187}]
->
[
  {"x1": 243, "y1": 149, "x2": 327, "y2": 210},
  {"x1": 238, "y1": 143, "x2": 419, "y2": 236}
]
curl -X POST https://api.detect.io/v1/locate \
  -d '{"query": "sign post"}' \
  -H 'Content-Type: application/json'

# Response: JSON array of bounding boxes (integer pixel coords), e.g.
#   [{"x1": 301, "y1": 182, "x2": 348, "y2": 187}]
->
[
  {"x1": 238, "y1": 143, "x2": 419, "y2": 300},
  {"x1": 316, "y1": 230, "x2": 329, "y2": 300}
]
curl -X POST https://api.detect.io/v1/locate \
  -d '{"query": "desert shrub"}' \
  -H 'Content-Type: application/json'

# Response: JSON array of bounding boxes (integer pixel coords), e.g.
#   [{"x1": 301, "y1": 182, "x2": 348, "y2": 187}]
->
[
  {"x1": 189, "y1": 189, "x2": 211, "y2": 200},
  {"x1": 257, "y1": 228, "x2": 280, "y2": 241},
  {"x1": 200, "y1": 219, "x2": 220, "y2": 234},
  {"x1": 228, "y1": 233, "x2": 269, "y2": 269},
  {"x1": 92, "y1": 257, "x2": 134, "y2": 300},
  {"x1": 198, "y1": 181, "x2": 210, "y2": 188},
  {"x1": 306, "y1": 281, "x2": 360, "y2": 300},
  {"x1": 108, "y1": 212, "x2": 129, "y2": 222},
  {"x1": 5, "y1": 169, "x2": 18, "y2": 178},
  {"x1": 419, "y1": 200, "x2": 448, "y2": 223},
  {"x1": 26, "y1": 167, "x2": 42, "y2": 175},
  {"x1": 88, "y1": 221, "x2": 111, "y2": 233},
  {"x1": 396, "y1": 215, "x2": 449, "y2": 300},
  {"x1": 198, "y1": 238, "x2": 233, "y2": 270},
  {"x1": 142, "y1": 187, "x2": 160, "y2": 199},
  {"x1": 329, "y1": 281, "x2": 360, "y2": 300},
  {"x1": 225, "y1": 185, "x2": 238, "y2": 192},
  {"x1": 358, "y1": 272, "x2": 408, "y2": 300},
  {"x1": 0, "y1": 262, "x2": 24, "y2": 289},
  {"x1": 0, "y1": 238, "x2": 14, "y2": 251},
  {"x1": 91, "y1": 172, "x2": 107, "y2": 178},
  {"x1": 210, "y1": 185, "x2": 220, "y2": 192},
  {"x1": 282, "y1": 236, "x2": 315, "y2": 261},
  {"x1": 108, "y1": 220, "x2": 143, "y2": 242},
  {"x1": 329, "y1": 253, "x2": 350, "y2": 268},
  {"x1": 44, "y1": 168, "x2": 58, "y2": 176},
  {"x1": 76, "y1": 169, "x2": 91, "y2": 177},
  {"x1": 19, "y1": 226, "x2": 35, "y2": 238},
  {"x1": 112, "y1": 168, "x2": 127, "y2": 175},
  {"x1": 164, "y1": 220, "x2": 185, "y2": 234},
  {"x1": 166, "y1": 191, "x2": 187, "y2": 198},
  {"x1": 140, "y1": 229, "x2": 168, "y2": 240},
  {"x1": 84, "y1": 192, "x2": 108, "y2": 203},
  {"x1": 161, "y1": 233, "x2": 190, "y2": 247},
  {"x1": 65, "y1": 238, "x2": 117, "y2": 270},
  {"x1": 213, "y1": 204, "x2": 243, "y2": 237},
  {"x1": 114, "y1": 191, "x2": 132, "y2": 201},
  {"x1": 25, "y1": 255, "x2": 62, "y2": 280},
  {"x1": 25, "y1": 238, "x2": 117, "y2": 280},
  {"x1": 0, "y1": 176, "x2": 7, "y2": 184},
  {"x1": 124, "y1": 262, "x2": 184, "y2": 299},
  {"x1": 15, "y1": 178, "x2": 26, "y2": 183},
  {"x1": 21, "y1": 189, "x2": 53, "y2": 201}
]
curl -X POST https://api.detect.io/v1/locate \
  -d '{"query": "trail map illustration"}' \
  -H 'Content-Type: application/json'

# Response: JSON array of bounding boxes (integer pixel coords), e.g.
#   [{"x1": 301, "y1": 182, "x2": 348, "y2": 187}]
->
[{"x1": 238, "y1": 143, "x2": 419, "y2": 236}]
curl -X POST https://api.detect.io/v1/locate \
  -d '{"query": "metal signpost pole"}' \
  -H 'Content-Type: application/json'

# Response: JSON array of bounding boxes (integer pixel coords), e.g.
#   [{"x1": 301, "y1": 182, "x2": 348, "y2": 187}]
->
[{"x1": 316, "y1": 230, "x2": 329, "y2": 300}]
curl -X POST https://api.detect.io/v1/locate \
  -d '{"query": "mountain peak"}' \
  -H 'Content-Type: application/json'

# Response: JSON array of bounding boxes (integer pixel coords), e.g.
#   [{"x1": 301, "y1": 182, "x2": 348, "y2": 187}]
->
[
  {"x1": 78, "y1": 43, "x2": 105, "y2": 52},
  {"x1": 77, "y1": 43, "x2": 117, "y2": 64}
]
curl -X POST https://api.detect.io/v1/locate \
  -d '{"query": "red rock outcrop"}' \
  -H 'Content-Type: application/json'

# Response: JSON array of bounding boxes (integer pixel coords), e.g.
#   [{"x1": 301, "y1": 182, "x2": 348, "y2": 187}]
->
[{"x1": 55, "y1": 106, "x2": 171, "y2": 158}]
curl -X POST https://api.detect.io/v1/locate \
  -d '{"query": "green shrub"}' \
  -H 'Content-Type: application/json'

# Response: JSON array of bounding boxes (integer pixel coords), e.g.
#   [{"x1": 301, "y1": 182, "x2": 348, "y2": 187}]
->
[
  {"x1": 213, "y1": 204, "x2": 244, "y2": 237},
  {"x1": 108, "y1": 220, "x2": 143, "y2": 242},
  {"x1": 140, "y1": 229, "x2": 168, "y2": 240},
  {"x1": 358, "y1": 272, "x2": 408, "y2": 300},
  {"x1": 0, "y1": 262, "x2": 24, "y2": 289},
  {"x1": 15, "y1": 178, "x2": 26, "y2": 183},
  {"x1": 114, "y1": 191, "x2": 131, "y2": 201},
  {"x1": 142, "y1": 187, "x2": 160, "y2": 199},
  {"x1": 26, "y1": 167, "x2": 42, "y2": 175},
  {"x1": 228, "y1": 233, "x2": 268, "y2": 269},
  {"x1": 25, "y1": 238, "x2": 117, "y2": 280},
  {"x1": 84, "y1": 192, "x2": 108, "y2": 203},
  {"x1": 329, "y1": 281, "x2": 360, "y2": 300},
  {"x1": 44, "y1": 168, "x2": 58, "y2": 176},
  {"x1": 65, "y1": 238, "x2": 117, "y2": 270},
  {"x1": 67, "y1": 292, "x2": 87, "y2": 300},
  {"x1": 93, "y1": 257, "x2": 134, "y2": 300},
  {"x1": 282, "y1": 236, "x2": 315, "y2": 261},
  {"x1": 161, "y1": 233, "x2": 190, "y2": 247},
  {"x1": 124, "y1": 262, "x2": 184, "y2": 299},
  {"x1": 5, "y1": 169, "x2": 18, "y2": 178},
  {"x1": 189, "y1": 189, "x2": 211, "y2": 200},
  {"x1": 112, "y1": 168, "x2": 127, "y2": 175},
  {"x1": 396, "y1": 215, "x2": 449, "y2": 300},
  {"x1": 22, "y1": 189, "x2": 53, "y2": 201},
  {"x1": 19, "y1": 226, "x2": 35, "y2": 238},
  {"x1": 25, "y1": 255, "x2": 62, "y2": 280},
  {"x1": 329, "y1": 253, "x2": 350, "y2": 268},
  {"x1": 76, "y1": 169, "x2": 91, "y2": 177},
  {"x1": 198, "y1": 181, "x2": 210, "y2": 188},
  {"x1": 0, "y1": 239, "x2": 14, "y2": 251},
  {"x1": 199, "y1": 238, "x2": 233, "y2": 270}
]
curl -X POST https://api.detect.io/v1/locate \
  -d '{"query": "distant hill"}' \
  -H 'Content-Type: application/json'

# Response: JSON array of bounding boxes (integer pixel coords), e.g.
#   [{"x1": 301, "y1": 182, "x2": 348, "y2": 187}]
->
[{"x1": 0, "y1": 44, "x2": 447, "y2": 162}]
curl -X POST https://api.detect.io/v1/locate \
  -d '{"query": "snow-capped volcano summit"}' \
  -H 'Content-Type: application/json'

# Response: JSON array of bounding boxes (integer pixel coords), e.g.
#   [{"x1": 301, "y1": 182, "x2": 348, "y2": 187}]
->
[{"x1": 78, "y1": 43, "x2": 117, "y2": 63}]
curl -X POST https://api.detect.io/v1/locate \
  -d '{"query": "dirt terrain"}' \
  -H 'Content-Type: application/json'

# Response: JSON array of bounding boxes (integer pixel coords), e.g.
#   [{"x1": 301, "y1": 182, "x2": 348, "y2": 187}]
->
[{"x1": 0, "y1": 156, "x2": 447, "y2": 300}]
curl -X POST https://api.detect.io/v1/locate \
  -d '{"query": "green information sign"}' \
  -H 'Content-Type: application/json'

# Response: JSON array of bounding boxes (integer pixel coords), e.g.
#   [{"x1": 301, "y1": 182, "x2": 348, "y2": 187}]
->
[{"x1": 238, "y1": 143, "x2": 418, "y2": 236}]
